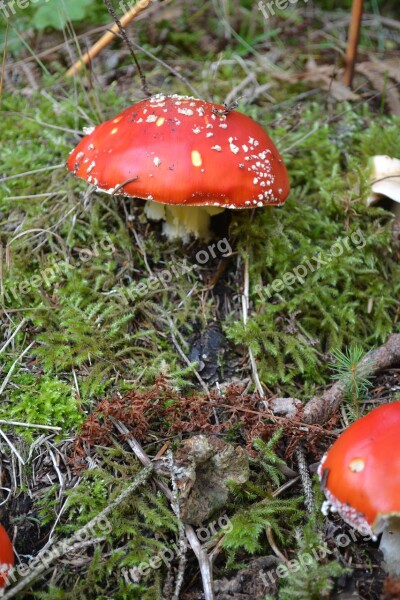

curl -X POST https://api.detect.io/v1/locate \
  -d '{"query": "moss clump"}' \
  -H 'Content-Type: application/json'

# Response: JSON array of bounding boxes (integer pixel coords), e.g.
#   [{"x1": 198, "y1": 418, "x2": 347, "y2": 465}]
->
[
  {"x1": 0, "y1": 372, "x2": 83, "y2": 441},
  {"x1": 35, "y1": 447, "x2": 180, "y2": 600}
]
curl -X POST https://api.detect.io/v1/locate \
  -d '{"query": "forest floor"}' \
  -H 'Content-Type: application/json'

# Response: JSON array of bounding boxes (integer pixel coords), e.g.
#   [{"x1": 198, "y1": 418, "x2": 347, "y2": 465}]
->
[{"x1": 1, "y1": 1, "x2": 400, "y2": 598}]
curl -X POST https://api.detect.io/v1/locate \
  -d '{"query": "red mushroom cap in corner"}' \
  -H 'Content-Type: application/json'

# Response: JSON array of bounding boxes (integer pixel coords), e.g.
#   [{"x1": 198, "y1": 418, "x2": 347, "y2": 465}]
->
[
  {"x1": 318, "y1": 401, "x2": 400, "y2": 536},
  {"x1": 67, "y1": 94, "x2": 290, "y2": 209},
  {"x1": 0, "y1": 524, "x2": 14, "y2": 589}
]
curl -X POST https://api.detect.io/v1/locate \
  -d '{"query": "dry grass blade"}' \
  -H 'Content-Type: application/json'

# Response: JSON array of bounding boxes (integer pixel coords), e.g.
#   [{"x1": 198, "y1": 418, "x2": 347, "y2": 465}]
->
[
  {"x1": 0, "y1": 18, "x2": 9, "y2": 101},
  {"x1": 0, "y1": 319, "x2": 27, "y2": 356},
  {"x1": 0, "y1": 428, "x2": 25, "y2": 465},
  {"x1": 0, "y1": 341, "x2": 35, "y2": 396},
  {"x1": 0, "y1": 420, "x2": 62, "y2": 432},
  {"x1": 0, "y1": 164, "x2": 65, "y2": 184},
  {"x1": 242, "y1": 254, "x2": 264, "y2": 398}
]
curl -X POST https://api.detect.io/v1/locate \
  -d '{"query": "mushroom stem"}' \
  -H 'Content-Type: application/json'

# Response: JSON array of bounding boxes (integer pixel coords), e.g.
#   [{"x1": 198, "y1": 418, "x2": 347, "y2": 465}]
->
[
  {"x1": 380, "y1": 517, "x2": 400, "y2": 577},
  {"x1": 144, "y1": 202, "x2": 224, "y2": 241}
]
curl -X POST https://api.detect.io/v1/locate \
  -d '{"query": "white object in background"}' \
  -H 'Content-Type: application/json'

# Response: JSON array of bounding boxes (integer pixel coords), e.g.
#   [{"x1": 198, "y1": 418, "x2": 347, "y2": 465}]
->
[{"x1": 367, "y1": 155, "x2": 400, "y2": 206}]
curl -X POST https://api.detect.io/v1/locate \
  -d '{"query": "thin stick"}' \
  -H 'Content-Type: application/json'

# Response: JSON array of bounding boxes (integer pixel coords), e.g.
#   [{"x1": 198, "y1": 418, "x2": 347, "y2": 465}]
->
[
  {"x1": 0, "y1": 18, "x2": 9, "y2": 101},
  {"x1": 0, "y1": 420, "x2": 62, "y2": 432},
  {"x1": 66, "y1": 0, "x2": 152, "y2": 90},
  {"x1": 342, "y1": 0, "x2": 364, "y2": 88},
  {"x1": 270, "y1": 333, "x2": 400, "y2": 424},
  {"x1": 127, "y1": 37, "x2": 202, "y2": 98},
  {"x1": 242, "y1": 255, "x2": 264, "y2": 397},
  {"x1": 102, "y1": 0, "x2": 150, "y2": 96},
  {"x1": 164, "y1": 450, "x2": 188, "y2": 600},
  {"x1": 185, "y1": 527, "x2": 215, "y2": 600}
]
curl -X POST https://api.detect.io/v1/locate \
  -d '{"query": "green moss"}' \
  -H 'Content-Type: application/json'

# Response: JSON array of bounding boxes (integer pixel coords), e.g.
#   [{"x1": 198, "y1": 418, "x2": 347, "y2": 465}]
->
[
  {"x1": 35, "y1": 447, "x2": 179, "y2": 600},
  {"x1": 1, "y1": 372, "x2": 83, "y2": 440},
  {"x1": 226, "y1": 108, "x2": 400, "y2": 396}
]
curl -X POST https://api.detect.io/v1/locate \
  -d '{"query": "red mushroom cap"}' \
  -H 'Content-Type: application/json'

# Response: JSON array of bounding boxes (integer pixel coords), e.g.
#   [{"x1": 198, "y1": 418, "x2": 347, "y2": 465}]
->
[
  {"x1": 318, "y1": 401, "x2": 400, "y2": 535},
  {"x1": 0, "y1": 524, "x2": 14, "y2": 589},
  {"x1": 67, "y1": 94, "x2": 290, "y2": 209}
]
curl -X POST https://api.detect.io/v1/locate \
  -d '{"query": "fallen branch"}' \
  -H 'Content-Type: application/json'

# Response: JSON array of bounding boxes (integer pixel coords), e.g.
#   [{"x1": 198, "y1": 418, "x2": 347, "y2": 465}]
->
[
  {"x1": 66, "y1": 0, "x2": 153, "y2": 79},
  {"x1": 273, "y1": 333, "x2": 400, "y2": 424}
]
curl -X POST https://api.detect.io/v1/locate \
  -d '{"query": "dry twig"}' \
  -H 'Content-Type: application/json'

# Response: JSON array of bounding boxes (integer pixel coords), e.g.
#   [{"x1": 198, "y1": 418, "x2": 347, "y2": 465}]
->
[
  {"x1": 343, "y1": 0, "x2": 364, "y2": 88},
  {"x1": 274, "y1": 333, "x2": 400, "y2": 424}
]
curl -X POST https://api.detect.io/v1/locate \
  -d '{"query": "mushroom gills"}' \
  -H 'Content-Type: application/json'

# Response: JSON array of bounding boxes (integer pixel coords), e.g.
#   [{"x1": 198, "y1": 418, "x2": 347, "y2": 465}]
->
[
  {"x1": 144, "y1": 202, "x2": 224, "y2": 241},
  {"x1": 378, "y1": 515, "x2": 400, "y2": 577}
]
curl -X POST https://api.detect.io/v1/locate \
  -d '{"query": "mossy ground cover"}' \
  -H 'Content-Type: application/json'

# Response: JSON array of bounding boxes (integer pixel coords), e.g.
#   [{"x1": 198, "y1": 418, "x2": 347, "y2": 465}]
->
[{"x1": 1, "y1": 1, "x2": 400, "y2": 598}]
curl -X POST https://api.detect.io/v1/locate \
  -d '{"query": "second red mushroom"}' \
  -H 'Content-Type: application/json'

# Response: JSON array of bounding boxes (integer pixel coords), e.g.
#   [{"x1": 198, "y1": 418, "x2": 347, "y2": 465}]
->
[{"x1": 318, "y1": 401, "x2": 400, "y2": 577}]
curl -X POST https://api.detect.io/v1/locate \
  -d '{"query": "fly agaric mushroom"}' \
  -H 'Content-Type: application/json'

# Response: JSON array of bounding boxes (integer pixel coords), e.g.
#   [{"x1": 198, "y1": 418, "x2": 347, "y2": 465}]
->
[
  {"x1": 67, "y1": 94, "x2": 290, "y2": 240},
  {"x1": 0, "y1": 524, "x2": 14, "y2": 590},
  {"x1": 318, "y1": 401, "x2": 400, "y2": 576}
]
